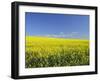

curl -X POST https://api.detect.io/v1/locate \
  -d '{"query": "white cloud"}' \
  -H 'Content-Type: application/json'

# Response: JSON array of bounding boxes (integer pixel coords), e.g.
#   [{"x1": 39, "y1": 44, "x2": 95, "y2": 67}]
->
[
  {"x1": 43, "y1": 32, "x2": 79, "y2": 38},
  {"x1": 33, "y1": 32, "x2": 82, "y2": 39},
  {"x1": 60, "y1": 32, "x2": 64, "y2": 35}
]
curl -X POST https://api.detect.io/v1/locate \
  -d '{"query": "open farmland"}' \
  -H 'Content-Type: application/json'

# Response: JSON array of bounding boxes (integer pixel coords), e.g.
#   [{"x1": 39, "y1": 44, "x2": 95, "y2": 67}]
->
[{"x1": 25, "y1": 36, "x2": 89, "y2": 68}]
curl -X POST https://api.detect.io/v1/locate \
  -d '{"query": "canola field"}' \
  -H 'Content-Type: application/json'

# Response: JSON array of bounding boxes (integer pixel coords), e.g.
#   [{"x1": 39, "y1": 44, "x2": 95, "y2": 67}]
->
[{"x1": 25, "y1": 36, "x2": 89, "y2": 68}]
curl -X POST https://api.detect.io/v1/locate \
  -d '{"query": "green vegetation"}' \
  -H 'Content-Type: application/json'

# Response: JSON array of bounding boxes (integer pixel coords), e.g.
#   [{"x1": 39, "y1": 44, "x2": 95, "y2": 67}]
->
[{"x1": 25, "y1": 36, "x2": 89, "y2": 68}]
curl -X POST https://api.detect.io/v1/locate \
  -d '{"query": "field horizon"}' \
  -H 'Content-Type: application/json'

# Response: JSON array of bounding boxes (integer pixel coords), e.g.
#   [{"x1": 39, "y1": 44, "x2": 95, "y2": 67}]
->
[{"x1": 25, "y1": 36, "x2": 89, "y2": 40}]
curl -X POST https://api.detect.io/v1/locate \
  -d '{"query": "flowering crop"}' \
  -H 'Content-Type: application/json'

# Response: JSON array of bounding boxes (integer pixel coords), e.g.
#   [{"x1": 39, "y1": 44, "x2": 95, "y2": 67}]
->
[{"x1": 25, "y1": 36, "x2": 89, "y2": 68}]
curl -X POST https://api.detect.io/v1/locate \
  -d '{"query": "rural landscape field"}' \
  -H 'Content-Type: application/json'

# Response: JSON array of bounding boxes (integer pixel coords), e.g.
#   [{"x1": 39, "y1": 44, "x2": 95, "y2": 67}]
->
[
  {"x1": 25, "y1": 12, "x2": 89, "y2": 68},
  {"x1": 25, "y1": 36, "x2": 89, "y2": 68}
]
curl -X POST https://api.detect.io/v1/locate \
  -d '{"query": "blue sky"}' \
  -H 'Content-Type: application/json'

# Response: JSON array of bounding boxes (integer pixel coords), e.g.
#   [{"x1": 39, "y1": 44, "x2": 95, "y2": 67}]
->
[{"x1": 25, "y1": 12, "x2": 89, "y2": 39}]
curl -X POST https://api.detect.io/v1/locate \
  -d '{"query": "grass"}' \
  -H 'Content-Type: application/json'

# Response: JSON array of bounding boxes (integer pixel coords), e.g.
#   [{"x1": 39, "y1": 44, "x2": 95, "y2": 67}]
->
[{"x1": 25, "y1": 36, "x2": 89, "y2": 68}]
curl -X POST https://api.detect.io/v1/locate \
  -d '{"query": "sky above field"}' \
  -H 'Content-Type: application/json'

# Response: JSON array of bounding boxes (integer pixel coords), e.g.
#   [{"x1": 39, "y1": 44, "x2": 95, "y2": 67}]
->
[{"x1": 25, "y1": 12, "x2": 89, "y2": 39}]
